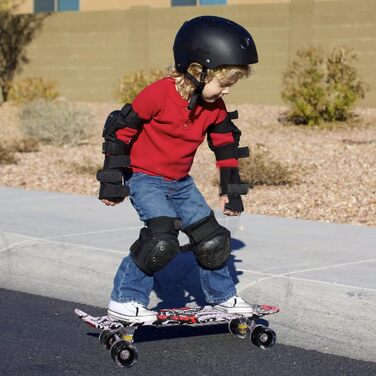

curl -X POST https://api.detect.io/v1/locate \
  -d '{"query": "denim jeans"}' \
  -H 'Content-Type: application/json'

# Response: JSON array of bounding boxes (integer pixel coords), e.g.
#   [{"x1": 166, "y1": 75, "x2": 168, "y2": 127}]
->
[{"x1": 111, "y1": 172, "x2": 237, "y2": 306}]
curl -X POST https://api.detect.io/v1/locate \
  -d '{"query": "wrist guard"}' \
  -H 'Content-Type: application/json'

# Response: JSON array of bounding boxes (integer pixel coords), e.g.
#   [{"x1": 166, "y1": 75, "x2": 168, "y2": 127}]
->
[{"x1": 220, "y1": 167, "x2": 249, "y2": 213}]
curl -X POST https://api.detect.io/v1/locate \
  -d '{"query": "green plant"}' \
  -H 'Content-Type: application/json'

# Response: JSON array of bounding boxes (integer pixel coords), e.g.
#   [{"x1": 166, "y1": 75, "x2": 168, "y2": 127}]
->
[
  {"x1": 115, "y1": 68, "x2": 165, "y2": 103},
  {"x1": 282, "y1": 45, "x2": 368, "y2": 126},
  {"x1": 239, "y1": 144, "x2": 298, "y2": 186},
  {"x1": 9, "y1": 76, "x2": 59, "y2": 104},
  {"x1": 19, "y1": 99, "x2": 95, "y2": 146},
  {"x1": 0, "y1": 1, "x2": 47, "y2": 102}
]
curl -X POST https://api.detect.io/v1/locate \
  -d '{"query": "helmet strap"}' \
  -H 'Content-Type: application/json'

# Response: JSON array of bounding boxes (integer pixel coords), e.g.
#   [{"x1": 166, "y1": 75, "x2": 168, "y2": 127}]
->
[{"x1": 185, "y1": 66, "x2": 208, "y2": 110}]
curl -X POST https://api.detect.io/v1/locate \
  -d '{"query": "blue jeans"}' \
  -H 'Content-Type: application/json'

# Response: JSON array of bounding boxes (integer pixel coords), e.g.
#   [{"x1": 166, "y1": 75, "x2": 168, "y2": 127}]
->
[{"x1": 111, "y1": 172, "x2": 237, "y2": 306}]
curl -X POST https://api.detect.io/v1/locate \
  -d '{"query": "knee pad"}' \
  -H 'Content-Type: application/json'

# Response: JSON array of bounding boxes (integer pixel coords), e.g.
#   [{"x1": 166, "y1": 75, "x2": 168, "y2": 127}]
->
[
  {"x1": 130, "y1": 217, "x2": 181, "y2": 275},
  {"x1": 183, "y1": 211, "x2": 231, "y2": 270}
]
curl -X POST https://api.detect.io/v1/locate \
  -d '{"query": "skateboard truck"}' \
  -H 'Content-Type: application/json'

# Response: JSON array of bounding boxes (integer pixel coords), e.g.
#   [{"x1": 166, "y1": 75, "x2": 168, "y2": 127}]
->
[
  {"x1": 99, "y1": 327, "x2": 138, "y2": 368},
  {"x1": 228, "y1": 315, "x2": 276, "y2": 349}
]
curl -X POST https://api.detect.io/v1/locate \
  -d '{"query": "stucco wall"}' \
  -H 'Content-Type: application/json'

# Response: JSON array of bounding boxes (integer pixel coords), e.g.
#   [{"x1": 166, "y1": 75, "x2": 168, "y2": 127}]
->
[{"x1": 15, "y1": 0, "x2": 291, "y2": 14}]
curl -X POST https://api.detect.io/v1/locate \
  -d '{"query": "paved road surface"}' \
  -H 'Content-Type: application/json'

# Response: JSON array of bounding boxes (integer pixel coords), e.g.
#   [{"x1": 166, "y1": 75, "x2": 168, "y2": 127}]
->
[{"x1": 1, "y1": 288, "x2": 376, "y2": 376}]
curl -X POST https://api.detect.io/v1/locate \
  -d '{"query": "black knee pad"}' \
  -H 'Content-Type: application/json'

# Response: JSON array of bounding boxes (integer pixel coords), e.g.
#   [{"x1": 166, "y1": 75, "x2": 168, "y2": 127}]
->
[
  {"x1": 183, "y1": 211, "x2": 231, "y2": 270},
  {"x1": 130, "y1": 217, "x2": 181, "y2": 275}
]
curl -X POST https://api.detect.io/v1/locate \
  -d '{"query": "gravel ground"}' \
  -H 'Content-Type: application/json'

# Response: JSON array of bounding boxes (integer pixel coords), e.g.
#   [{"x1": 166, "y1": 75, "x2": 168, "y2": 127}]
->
[{"x1": 1, "y1": 101, "x2": 375, "y2": 227}]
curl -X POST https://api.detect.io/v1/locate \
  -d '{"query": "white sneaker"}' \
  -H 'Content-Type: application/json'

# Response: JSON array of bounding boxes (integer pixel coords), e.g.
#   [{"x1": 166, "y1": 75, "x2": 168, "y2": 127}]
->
[
  {"x1": 108, "y1": 300, "x2": 158, "y2": 323},
  {"x1": 213, "y1": 296, "x2": 254, "y2": 314}
]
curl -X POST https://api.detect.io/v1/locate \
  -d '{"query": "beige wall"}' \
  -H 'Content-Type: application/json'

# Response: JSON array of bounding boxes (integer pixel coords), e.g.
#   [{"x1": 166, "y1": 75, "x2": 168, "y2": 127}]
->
[
  {"x1": 14, "y1": 0, "x2": 376, "y2": 107},
  {"x1": 14, "y1": 0, "x2": 170, "y2": 13},
  {"x1": 15, "y1": 0, "x2": 291, "y2": 14},
  {"x1": 81, "y1": 0, "x2": 291, "y2": 10},
  {"x1": 13, "y1": 0, "x2": 32, "y2": 13},
  {"x1": 228, "y1": 0, "x2": 290, "y2": 4},
  {"x1": 80, "y1": 0, "x2": 169, "y2": 11}
]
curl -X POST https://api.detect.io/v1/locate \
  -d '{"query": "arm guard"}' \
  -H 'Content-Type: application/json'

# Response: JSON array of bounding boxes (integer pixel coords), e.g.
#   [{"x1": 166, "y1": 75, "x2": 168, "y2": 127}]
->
[
  {"x1": 208, "y1": 110, "x2": 250, "y2": 212},
  {"x1": 97, "y1": 104, "x2": 143, "y2": 201}
]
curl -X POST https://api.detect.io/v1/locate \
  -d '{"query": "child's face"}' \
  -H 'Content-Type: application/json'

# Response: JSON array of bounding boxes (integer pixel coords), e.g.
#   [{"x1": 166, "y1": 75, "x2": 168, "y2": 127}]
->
[{"x1": 201, "y1": 77, "x2": 237, "y2": 103}]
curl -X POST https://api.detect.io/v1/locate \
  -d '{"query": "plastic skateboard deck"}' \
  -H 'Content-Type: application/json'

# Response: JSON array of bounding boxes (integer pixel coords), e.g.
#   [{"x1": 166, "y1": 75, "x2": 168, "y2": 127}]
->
[
  {"x1": 74, "y1": 304, "x2": 279, "y2": 368},
  {"x1": 75, "y1": 304, "x2": 278, "y2": 329}
]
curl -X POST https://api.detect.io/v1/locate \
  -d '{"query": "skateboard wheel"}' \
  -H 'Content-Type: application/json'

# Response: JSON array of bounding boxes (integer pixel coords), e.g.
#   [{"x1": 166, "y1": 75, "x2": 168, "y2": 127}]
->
[
  {"x1": 110, "y1": 340, "x2": 138, "y2": 368},
  {"x1": 99, "y1": 330, "x2": 117, "y2": 350},
  {"x1": 250, "y1": 325, "x2": 276, "y2": 350},
  {"x1": 228, "y1": 319, "x2": 250, "y2": 339}
]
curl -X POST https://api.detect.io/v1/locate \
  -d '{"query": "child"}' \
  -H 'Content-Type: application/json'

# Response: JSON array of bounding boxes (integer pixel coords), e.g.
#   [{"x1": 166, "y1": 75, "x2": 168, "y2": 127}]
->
[{"x1": 97, "y1": 15, "x2": 258, "y2": 323}]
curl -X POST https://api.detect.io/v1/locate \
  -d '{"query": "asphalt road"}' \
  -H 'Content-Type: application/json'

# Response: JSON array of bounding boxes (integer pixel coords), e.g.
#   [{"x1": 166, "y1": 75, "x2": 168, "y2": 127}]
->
[{"x1": 1, "y1": 288, "x2": 375, "y2": 376}]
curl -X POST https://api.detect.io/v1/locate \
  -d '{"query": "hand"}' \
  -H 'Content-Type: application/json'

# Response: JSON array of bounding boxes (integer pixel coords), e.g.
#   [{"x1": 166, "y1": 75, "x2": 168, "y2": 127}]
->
[
  {"x1": 101, "y1": 198, "x2": 125, "y2": 206},
  {"x1": 219, "y1": 195, "x2": 241, "y2": 216}
]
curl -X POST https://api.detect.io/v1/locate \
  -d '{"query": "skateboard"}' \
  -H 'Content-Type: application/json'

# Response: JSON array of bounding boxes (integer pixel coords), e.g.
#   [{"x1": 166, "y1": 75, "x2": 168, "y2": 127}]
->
[{"x1": 74, "y1": 304, "x2": 279, "y2": 368}]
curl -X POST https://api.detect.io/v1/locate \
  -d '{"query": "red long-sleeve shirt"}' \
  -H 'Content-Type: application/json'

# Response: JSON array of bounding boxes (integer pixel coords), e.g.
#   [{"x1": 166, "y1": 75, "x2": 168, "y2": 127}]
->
[{"x1": 115, "y1": 77, "x2": 238, "y2": 180}]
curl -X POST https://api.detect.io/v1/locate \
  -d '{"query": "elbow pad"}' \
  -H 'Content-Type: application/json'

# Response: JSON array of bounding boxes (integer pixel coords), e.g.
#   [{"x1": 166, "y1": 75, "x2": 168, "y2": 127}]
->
[{"x1": 207, "y1": 110, "x2": 249, "y2": 161}]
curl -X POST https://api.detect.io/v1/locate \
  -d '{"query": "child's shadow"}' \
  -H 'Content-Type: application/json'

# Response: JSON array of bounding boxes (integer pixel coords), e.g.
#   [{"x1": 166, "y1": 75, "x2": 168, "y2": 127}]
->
[{"x1": 151, "y1": 237, "x2": 245, "y2": 310}]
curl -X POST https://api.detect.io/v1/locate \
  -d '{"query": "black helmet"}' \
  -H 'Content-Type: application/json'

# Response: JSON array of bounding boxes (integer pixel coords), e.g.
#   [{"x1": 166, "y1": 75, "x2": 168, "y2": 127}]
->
[{"x1": 173, "y1": 15, "x2": 258, "y2": 73}]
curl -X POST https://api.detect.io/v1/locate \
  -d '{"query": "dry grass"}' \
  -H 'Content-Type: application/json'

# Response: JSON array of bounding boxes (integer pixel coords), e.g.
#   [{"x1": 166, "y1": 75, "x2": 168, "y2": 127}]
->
[
  {"x1": 0, "y1": 143, "x2": 18, "y2": 165},
  {"x1": 1, "y1": 101, "x2": 375, "y2": 227},
  {"x1": 239, "y1": 144, "x2": 302, "y2": 187}
]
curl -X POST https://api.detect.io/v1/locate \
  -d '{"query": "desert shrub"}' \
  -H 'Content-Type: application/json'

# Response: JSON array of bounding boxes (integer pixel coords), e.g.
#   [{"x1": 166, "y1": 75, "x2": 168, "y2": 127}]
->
[
  {"x1": 115, "y1": 68, "x2": 165, "y2": 103},
  {"x1": 282, "y1": 46, "x2": 368, "y2": 126},
  {"x1": 0, "y1": 142, "x2": 18, "y2": 164},
  {"x1": 14, "y1": 137, "x2": 40, "y2": 153},
  {"x1": 70, "y1": 158, "x2": 102, "y2": 175},
  {"x1": 8, "y1": 77, "x2": 59, "y2": 104},
  {"x1": 19, "y1": 99, "x2": 95, "y2": 146},
  {"x1": 212, "y1": 144, "x2": 298, "y2": 188},
  {"x1": 239, "y1": 144, "x2": 298, "y2": 186},
  {"x1": 0, "y1": 136, "x2": 39, "y2": 165}
]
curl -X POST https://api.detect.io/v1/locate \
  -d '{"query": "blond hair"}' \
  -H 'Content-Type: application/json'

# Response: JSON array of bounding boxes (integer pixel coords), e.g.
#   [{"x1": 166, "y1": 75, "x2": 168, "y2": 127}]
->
[{"x1": 166, "y1": 63, "x2": 252, "y2": 100}]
